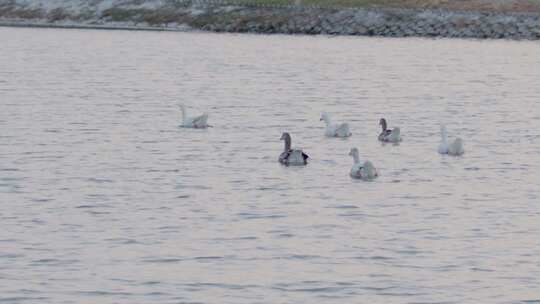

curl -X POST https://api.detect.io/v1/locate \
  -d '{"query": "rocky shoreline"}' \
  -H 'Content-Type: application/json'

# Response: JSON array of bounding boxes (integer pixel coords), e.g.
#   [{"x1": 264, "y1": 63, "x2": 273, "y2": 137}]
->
[{"x1": 2, "y1": 0, "x2": 540, "y2": 40}]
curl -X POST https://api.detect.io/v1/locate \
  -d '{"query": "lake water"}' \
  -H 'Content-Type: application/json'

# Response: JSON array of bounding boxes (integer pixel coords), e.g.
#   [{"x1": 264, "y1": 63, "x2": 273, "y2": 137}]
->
[{"x1": 1, "y1": 26, "x2": 540, "y2": 303}]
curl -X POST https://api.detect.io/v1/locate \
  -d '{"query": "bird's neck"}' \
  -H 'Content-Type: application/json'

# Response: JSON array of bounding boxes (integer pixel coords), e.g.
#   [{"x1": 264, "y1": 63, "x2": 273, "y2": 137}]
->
[
  {"x1": 352, "y1": 153, "x2": 360, "y2": 164},
  {"x1": 440, "y1": 129, "x2": 447, "y2": 142},
  {"x1": 323, "y1": 117, "x2": 331, "y2": 126},
  {"x1": 180, "y1": 106, "x2": 186, "y2": 122},
  {"x1": 381, "y1": 121, "x2": 387, "y2": 131},
  {"x1": 284, "y1": 137, "x2": 291, "y2": 151}
]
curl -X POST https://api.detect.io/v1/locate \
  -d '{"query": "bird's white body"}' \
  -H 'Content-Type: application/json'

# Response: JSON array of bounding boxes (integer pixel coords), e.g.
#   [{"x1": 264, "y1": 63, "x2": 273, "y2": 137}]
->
[
  {"x1": 381, "y1": 127, "x2": 401, "y2": 143},
  {"x1": 279, "y1": 150, "x2": 308, "y2": 166},
  {"x1": 378, "y1": 118, "x2": 401, "y2": 143},
  {"x1": 180, "y1": 104, "x2": 209, "y2": 128},
  {"x1": 438, "y1": 126, "x2": 464, "y2": 156},
  {"x1": 321, "y1": 112, "x2": 351, "y2": 138},
  {"x1": 349, "y1": 148, "x2": 378, "y2": 180},
  {"x1": 279, "y1": 133, "x2": 309, "y2": 166}
]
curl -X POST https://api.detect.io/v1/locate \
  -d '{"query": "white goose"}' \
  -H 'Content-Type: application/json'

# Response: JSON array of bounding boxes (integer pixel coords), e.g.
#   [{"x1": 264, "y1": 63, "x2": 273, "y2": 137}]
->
[
  {"x1": 438, "y1": 125, "x2": 464, "y2": 156},
  {"x1": 279, "y1": 132, "x2": 309, "y2": 166},
  {"x1": 348, "y1": 148, "x2": 378, "y2": 180},
  {"x1": 378, "y1": 118, "x2": 401, "y2": 143},
  {"x1": 320, "y1": 112, "x2": 351, "y2": 138},
  {"x1": 179, "y1": 104, "x2": 209, "y2": 128}
]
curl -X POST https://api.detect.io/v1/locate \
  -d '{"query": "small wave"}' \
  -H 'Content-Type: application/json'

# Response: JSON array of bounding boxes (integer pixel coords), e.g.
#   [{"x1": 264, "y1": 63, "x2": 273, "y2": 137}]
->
[
  {"x1": 183, "y1": 283, "x2": 258, "y2": 290},
  {"x1": 0, "y1": 168, "x2": 19, "y2": 172},
  {"x1": 30, "y1": 198, "x2": 53, "y2": 202},
  {"x1": 77, "y1": 291, "x2": 133, "y2": 296},
  {"x1": 142, "y1": 257, "x2": 184, "y2": 263},
  {"x1": 194, "y1": 256, "x2": 224, "y2": 261},
  {"x1": 0, "y1": 253, "x2": 24, "y2": 259},
  {"x1": 332, "y1": 205, "x2": 358, "y2": 209},
  {"x1": 76, "y1": 204, "x2": 99, "y2": 209},
  {"x1": 87, "y1": 178, "x2": 115, "y2": 183},
  {"x1": 235, "y1": 212, "x2": 286, "y2": 220},
  {"x1": 141, "y1": 281, "x2": 161, "y2": 285},
  {"x1": 470, "y1": 267, "x2": 495, "y2": 272},
  {"x1": 276, "y1": 233, "x2": 294, "y2": 238},
  {"x1": 104, "y1": 238, "x2": 139, "y2": 244},
  {"x1": 0, "y1": 297, "x2": 49, "y2": 303},
  {"x1": 354, "y1": 255, "x2": 393, "y2": 261},
  {"x1": 31, "y1": 258, "x2": 79, "y2": 266}
]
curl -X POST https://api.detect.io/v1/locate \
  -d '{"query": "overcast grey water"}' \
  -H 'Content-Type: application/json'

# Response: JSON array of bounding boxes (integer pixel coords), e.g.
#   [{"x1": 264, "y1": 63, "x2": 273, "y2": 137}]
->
[{"x1": 1, "y1": 27, "x2": 540, "y2": 303}]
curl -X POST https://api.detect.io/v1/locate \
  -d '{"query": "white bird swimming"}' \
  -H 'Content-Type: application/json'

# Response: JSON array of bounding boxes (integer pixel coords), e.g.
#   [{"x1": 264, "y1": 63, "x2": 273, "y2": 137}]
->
[
  {"x1": 438, "y1": 125, "x2": 464, "y2": 156},
  {"x1": 320, "y1": 112, "x2": 351, "y2": 138},
  {"x1": 348, "y1": 148, "x2": 378, "y2": 180},
  {"x1": 179, "y1": 104, "x2": 209, "y2": 128},
  {"x1": 378, "y1": 118, "x2": 401, "y2": 143},
  {"x1": 279, "y1": 132, "x2": 309, "y2": 166}
]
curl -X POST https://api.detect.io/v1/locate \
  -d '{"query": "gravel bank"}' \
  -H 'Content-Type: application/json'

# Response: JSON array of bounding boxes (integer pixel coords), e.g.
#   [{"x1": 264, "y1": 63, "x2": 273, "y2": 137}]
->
[{"x1": 2, "y1": 0, "x2": 540, "y2": 39}]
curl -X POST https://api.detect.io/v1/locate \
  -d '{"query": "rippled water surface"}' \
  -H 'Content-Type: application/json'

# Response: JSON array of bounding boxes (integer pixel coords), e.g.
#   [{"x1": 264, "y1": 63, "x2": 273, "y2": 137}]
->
[{"x1": 1, "y1": 27, "x2": 540, "y2": 303}]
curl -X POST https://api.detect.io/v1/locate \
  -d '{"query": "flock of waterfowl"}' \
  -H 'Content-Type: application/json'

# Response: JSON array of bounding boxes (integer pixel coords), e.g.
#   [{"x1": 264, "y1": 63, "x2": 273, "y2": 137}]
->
[{"x1": 180, "y1": 105, "x2": 465, "y2": 180}]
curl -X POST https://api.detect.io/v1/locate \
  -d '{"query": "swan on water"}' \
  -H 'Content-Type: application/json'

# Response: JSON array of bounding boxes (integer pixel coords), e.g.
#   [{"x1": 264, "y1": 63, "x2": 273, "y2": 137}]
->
[
  {"x1": 348, "y1": 148, "x2": 378, "y2": 180},
  {"x1": 320, "y1": 112, "x2": 351, "y2": 138},
  {"x1": 378, "y1": 118, "x2": 401, "y2": 143},
  {"x1": 279, "y1": 132, "x2": 309, "y2": 166},
  {"x1": 179, "y1": 104, "x2": 209, "y2": 128},
  {"x1": 438, "y1": 125, "x2": 464, "y2": 156}
]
